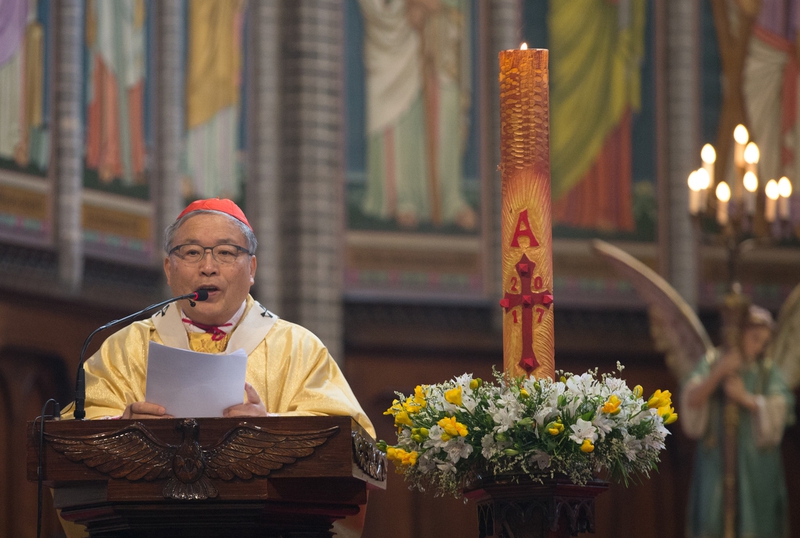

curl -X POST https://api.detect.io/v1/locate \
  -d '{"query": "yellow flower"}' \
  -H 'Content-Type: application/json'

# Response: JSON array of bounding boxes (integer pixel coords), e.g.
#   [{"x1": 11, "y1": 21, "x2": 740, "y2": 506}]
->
[
  {"x1": 438, "y1": 416, "x2": 468, "y2": 439},
  {"x1": 580, "y1": 439, "x2": 595, "y2": 453},
  {"x1": 520, "y1": 388, "x2": 530, "y2": 398},
  {"x1": 659, "y1": 405, "x2": 678, "y2": 425},
  {"x1": 386, "y1": 447, "x2": 419, "y2": 468},
  {"x1": 394, "y1": 411, "x2": 413, "y2": 428},
  {"x1": 470, "y1": 378, "x2": 481, "y2": 390},
  {"x1": 647, "y1": 389, "x2": 672, "y2": 409},
  {"x1": 547, "y1": 420, "x2": 564, "y2": 436},
  {"x1": 445, "y1": 386, "x2": 463, "y2": 407},
  {"x1": 384, "y1": 399, "x2": 402, "y2": 416},
  {"x1": 601, "y1": 394, "x2": 622, "y2": 415},
  {"x1": 633, "y1": 385, "x2": 643, "y2": 399},
  {"x1": 413, "y1": 385, "x2": 428, "y2": 408}
]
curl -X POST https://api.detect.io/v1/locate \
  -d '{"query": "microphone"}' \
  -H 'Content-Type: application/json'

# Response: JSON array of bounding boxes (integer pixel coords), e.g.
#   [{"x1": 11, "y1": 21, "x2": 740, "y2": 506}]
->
[{"x1": 72, "y1": 290, "x2": 209, "y2": 420}]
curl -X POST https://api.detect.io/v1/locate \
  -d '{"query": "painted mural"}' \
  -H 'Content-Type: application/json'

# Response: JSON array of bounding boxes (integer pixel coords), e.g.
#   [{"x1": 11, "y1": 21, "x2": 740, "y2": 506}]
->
[
  {"x1": 525, "y1": 0, "x2": 657, "y2": 241},
  {"x1": 0, "y1": 0, "x2": 51, "y2": 246},
  {"x1": 344, "y1": 0, "x2": 485, "y2": 301},
  {"x1": 181, "y1": 0, "x2": 247, "y2": 202}
]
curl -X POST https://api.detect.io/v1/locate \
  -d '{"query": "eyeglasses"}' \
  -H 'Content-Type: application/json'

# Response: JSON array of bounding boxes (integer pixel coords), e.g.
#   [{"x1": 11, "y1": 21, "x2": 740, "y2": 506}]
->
[{"x1": 169, "y1": 244, "x2": 253, "y2": 264}]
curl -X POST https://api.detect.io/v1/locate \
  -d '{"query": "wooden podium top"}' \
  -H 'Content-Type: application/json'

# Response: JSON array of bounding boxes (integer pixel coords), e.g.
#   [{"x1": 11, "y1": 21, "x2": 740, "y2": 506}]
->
[{"x1": 29, "y1": 415, "x2": 386, "y2": 504}]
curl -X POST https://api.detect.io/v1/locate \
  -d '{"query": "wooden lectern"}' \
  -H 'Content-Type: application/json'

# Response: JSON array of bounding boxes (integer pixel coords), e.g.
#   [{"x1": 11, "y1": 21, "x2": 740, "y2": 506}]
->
[{"x1": 28, "y1": 416, "x2": 386, "y2": 537}]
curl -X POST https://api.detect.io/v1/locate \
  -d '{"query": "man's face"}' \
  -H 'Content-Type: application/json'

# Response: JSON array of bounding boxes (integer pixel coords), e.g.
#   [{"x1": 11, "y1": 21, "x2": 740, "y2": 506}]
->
[{"x1": 163, "y1": 213, "x2": 257, "y2": 326}]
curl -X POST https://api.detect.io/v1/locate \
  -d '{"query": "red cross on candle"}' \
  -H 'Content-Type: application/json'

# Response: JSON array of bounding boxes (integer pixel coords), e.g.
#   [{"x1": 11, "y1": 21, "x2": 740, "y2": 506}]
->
[{"x1": 499, "y1": 253, "x2": 553, "y2": 374}]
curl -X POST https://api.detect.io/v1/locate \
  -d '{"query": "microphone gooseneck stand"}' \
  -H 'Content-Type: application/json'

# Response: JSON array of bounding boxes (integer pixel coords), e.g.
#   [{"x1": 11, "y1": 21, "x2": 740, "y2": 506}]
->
[{"x1": 72, "y1": 290, "x2": 209, "y2": 420}]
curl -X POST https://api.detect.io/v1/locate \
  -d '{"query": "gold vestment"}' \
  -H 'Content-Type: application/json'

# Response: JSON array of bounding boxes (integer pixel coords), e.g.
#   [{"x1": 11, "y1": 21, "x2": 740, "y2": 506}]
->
[{"x1": 64, "y1": 295, "x2": 374, "y2": 437}]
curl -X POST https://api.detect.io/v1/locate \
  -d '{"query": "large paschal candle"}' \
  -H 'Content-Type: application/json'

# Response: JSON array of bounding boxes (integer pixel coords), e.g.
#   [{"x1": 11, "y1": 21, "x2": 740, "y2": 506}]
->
[{"x1": 498, "y1": 47, "x2": 554, "y2": 380}]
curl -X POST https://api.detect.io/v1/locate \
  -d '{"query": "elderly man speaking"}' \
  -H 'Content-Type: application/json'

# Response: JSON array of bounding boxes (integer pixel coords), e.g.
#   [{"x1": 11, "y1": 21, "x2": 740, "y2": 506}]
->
[{"x1": 64, "y1": 198, "x2": 374, "y2": 436}]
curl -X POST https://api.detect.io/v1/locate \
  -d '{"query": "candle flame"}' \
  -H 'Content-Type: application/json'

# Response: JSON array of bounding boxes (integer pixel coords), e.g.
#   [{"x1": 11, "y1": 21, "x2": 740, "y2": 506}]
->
[
  {"x1": 733, "y1": 124, "x2": 749, "y2": 145},
  {"x1": 520, "y1": 42, "x2": 528, "y2": 50},
  {"x1": 766, "y1": 179, "x2": 780, "y2": 200},
  {"x1": 743, "y1": 171, "x2": 758, "y2": 193},
  {"x1": 716, "y1": 181, "x2": 731, "y2": 202},
  {"x1": 778, "y1": 177, "x2": 792, "y2": 198},
  {"x1": 744, "y1": 142, "x2": 759, "y2": 164},
  {"x1": 701, "y1": 144, "x2": 716, "y2": 164},
  {"x1": 687, "y1": 171, "x2": 699, "y2": 192}
]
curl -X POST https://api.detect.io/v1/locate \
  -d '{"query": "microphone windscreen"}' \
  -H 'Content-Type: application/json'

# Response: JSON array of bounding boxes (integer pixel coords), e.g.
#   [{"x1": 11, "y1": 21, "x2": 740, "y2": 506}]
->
[{"x1": 193, "y1": 289, "x2": 210, "y2": 301}]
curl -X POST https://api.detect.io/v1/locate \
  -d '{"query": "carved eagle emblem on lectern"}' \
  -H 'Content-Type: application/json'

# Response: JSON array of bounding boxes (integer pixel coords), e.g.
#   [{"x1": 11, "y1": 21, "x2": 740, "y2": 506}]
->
[{"x1": 45, "y1": 419, "x2": 339, "y2": 500}]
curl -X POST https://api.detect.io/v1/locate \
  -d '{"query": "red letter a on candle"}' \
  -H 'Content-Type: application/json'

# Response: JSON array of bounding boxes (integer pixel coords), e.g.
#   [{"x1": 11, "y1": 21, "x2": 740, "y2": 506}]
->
[{"x1": 510, "y1": 209, "x2": 539, "y2": 248}]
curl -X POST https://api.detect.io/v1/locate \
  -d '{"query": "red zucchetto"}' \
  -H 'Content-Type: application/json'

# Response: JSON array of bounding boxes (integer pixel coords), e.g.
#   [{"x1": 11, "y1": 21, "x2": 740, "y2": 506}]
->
[{"x1": 177, "y1": 198, "x2": 252, "y2": 230}]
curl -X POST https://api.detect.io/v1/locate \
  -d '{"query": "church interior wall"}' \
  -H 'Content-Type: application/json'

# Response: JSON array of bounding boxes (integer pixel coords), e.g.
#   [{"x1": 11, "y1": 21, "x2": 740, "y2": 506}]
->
[{"x1": 0, "y1": 1, "x2": 799, "y2": 537}]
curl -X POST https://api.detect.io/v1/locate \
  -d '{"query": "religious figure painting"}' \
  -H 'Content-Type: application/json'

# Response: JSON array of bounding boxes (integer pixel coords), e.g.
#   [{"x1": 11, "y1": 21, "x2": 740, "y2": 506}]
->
[
  {"x1": 0, "y1": 0, "x2": 50, "y2": 176},
  {"x1": 181, "y1": 0, "x2": 247, "y2": 202},
  {"x1": 347, "y1": 0, "x2": 480, "y2": 233},
  {"x1": 83, "y1": 0, "x2": 149, "y2": 198},
  {"x1": 524, "y1": 0, "x2": 657, "y2": 240},
  {"x1": 344, "y1": 0, "x2": 486, "y2": 301}
]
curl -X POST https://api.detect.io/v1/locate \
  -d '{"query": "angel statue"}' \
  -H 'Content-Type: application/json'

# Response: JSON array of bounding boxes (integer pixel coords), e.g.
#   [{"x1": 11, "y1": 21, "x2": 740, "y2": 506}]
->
[{"x1": 592, "y1": 240, "x2": 799, "y2": 538}]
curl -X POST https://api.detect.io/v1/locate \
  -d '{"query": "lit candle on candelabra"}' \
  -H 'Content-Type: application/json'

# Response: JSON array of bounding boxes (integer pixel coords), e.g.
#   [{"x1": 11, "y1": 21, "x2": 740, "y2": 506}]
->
[
  {"x1": 733, "y1": 124, "x2": 748, "y2": 170},
  {"x1": 688, "y1": 170, "x2": 700, "y2": 215},
  {"x1": 700, "y1": 144, "x2": 716, "y2": 207},
  {"x1": 716, "y1": 181, "x2": 731, "y2": 225},
  {"x1": 742, "y1": 171, "x2": 758, "y2": 215},
  {"x1": 744, "y1": 142, "x2": 759, "y2": 176},
  {"x1": 778, "y1": 177, "x2": 792, "y2": 220},
  {"x1": 765, "y1": 179, "x2": 779, "y2": 222},
  {"x1": 498, "y1": 44, "x2": 554, "y2": 380}
]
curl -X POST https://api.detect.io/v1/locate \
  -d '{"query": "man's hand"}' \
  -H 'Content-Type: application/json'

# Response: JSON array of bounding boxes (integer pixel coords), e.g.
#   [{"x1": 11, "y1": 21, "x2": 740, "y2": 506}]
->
[
  {"x1": 122, "y1": 402, "x2": 173, "y2": 419},
  {"x1": 223, "y1": 382, "x2": 268, "y2": 418}
]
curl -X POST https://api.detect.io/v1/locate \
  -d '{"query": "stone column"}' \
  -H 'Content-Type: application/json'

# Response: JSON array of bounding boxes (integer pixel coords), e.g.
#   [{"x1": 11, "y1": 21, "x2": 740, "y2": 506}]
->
[
  {"x1": 489, "y1": 0, "x2": 522, "y2": 326},
  {"x1": 663, "y1": 0, "x2": 699, "y2": 308},
  {"x1": 53, "y1": 0, "x2": 84, "y2": 294},
  {"x1": 150, "y1": 0, "x2": 186, "y2": 296},
  {"x1": 152, "y1": 0, "x2": 184, "y2": 267},
  {"x1": 246, "y1": 1, "x2": 282, "y2": 311},
  {"x1": 279, "y1": 1, "x2": 346, "y2": 362}
]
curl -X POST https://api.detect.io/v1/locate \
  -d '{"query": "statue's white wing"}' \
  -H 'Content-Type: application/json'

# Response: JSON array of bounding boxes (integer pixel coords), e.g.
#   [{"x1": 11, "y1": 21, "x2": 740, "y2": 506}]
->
[
  {"x1": 592, "y1": 240, "x2": 715, "y2": 381},
  {"x1": 765, "y1": 282, "x2": 800, "y2": 390}
]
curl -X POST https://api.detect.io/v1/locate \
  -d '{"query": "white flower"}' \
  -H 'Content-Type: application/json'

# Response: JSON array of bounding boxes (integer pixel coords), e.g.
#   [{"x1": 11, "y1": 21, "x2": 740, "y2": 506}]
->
[
  {"x1": 622, "y1": 432, "x2": 643, "y2": 461},
  {"x1": 423, "y1": 425, "x2": 447, "y2": 450},
  {"x1": 461, "y1": 394, "x2": 479, "y2": 413},
  {"x1": 604, "y1": 377, "x2": 627, "y2": 394},
  {"x1": 533, "y1": 405, "x2": 555, "y2": 427},
  {"x1": 446, "y1": 437, "x2": 474, "y2": 464},
  {"x1": 481, "y1": 432, "x2": 511, "y2": 459},
  {"x1": 481, "y1": 433, "x2": 497, "y2": 459},
  {"x1": 489, "y1": 401, "x2": 520, "y2": 433},
  {"x1": 566, "y1": 373, "x2": 600, "y2": 398},
  {"x1": 592, "y1": 413, "x2": 614, "y2": 439},
  {"x1": 569, "y1": 418, "x2": 598, "y2": 444},
  {"x1": 417, "y1": 453, "x2": 436, "y2": 472},
  {"x1": 530, "y1": 450, "x2": 551, "y2": 470},
  {"x1": 435, "y1": 459, "x2": 456, "y2": 474}
]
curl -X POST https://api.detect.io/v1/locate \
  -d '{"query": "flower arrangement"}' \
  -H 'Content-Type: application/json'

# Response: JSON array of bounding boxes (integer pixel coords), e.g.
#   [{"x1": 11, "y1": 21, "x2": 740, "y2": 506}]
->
[{"x1": 379, "y1": 364, "x2": 678, "y2": 498}]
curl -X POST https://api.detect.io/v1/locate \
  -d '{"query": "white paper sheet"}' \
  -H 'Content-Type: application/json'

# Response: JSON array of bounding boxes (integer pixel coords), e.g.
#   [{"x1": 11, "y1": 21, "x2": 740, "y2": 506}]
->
[{"x1": 145, "y1": 341, "x2": 249, "y2": 418}]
